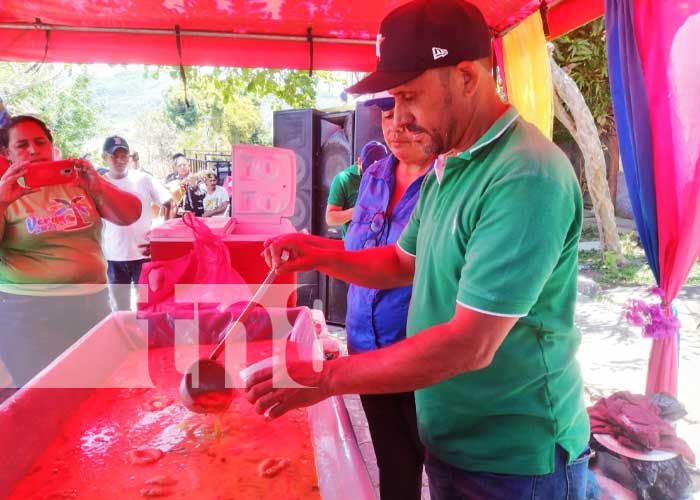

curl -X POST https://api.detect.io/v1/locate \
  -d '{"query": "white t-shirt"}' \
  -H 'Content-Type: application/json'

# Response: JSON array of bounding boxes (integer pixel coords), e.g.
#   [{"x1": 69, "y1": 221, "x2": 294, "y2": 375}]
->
[
  {"x1": 102, "y1": 169, "x2": 172, "y2": 261},
  {"x1": 203, "y1": 185, "x2": 230, "y2": 217}
]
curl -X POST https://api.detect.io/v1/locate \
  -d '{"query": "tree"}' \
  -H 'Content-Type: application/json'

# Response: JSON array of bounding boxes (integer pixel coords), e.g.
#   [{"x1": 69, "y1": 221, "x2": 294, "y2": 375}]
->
[
  {"x1": 551, "y1": 20, "x2": 621, "y2": 256},
  {"x1": 550, "y1": 52, "x2": 621, "y2": 255},
  {"x1": 163, "y1": 78, "x2": 269, "y2": 152},
  {"x1": 552, "y1": 20, "x2": 613, "y2": 135},
  {"x1": 0, "y1": 63, "x2": 104, "y2": 158},
  {"x1": 131, "y1": 108, "x2": 179, "y2": 178},
  {"x1": 151, "y1": 65, "x2": 353, "y2": 152},
  {"x1": 152, "y1": 66, "x2": 340, "y2": 110}
]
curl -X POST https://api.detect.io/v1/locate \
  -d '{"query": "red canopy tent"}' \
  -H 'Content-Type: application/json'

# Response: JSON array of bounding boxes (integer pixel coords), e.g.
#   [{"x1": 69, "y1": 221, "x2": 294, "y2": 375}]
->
[{"x1": 0, "y1": 0, "x2": 602, "y2": 71}]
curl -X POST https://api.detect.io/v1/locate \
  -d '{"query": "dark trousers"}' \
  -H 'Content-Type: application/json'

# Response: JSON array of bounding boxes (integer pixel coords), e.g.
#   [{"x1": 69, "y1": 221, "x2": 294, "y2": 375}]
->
[
  {"x1": 426, "y1": 445, "x2": 591, "y2": 500},
  {"x1": 107, "y1": 259, "x2": 149, "y2": 311},
  {"x1": 360, "y1": 392, "x2": 425, "y2": 500}
]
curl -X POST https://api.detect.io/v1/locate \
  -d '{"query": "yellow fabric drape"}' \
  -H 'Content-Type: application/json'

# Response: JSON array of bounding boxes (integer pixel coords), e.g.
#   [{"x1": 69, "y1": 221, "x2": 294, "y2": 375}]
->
[{"x1": 501, "y1": 12, "x2": 553, "y2": 139}]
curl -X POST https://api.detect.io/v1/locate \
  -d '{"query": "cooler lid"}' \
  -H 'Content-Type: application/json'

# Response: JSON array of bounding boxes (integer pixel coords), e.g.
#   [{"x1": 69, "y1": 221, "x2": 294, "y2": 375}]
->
[{"x1": 230, "y1": 145, "x2": 296, "y2": 223}]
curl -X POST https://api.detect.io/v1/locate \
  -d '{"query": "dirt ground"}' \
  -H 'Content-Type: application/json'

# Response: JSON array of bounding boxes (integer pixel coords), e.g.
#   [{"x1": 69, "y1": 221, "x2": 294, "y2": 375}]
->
[{"x1": 576, "y1": 284, "x2": 700, "y2": 465}]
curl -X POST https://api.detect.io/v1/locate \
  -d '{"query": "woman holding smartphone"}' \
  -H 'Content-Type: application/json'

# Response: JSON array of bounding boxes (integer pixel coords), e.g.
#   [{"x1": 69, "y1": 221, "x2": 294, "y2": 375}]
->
[{"x1": 0, "y1": 115, "x2": 141, "y2": 394}]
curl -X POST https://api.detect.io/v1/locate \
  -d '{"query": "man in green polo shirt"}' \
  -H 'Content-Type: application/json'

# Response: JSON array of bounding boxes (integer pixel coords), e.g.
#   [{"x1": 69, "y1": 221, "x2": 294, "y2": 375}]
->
[{"x1": 247, "y1": 1, "x2": 590, "y2": 498}]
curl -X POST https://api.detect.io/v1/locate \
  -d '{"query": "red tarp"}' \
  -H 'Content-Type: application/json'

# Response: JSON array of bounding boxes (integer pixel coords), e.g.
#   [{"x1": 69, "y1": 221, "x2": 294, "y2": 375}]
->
[{"x1": 0, "y1": 0, "x2": 603, "y2": 70}]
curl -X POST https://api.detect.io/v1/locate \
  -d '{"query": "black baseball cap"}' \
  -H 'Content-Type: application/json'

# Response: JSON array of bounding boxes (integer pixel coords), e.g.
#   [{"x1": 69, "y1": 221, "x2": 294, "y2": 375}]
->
[
  {"x1": 346, "y1": 0, "x2": 491, "y2": 95},
  {"x1": 103, "y1": 135, "x2": 130, "y2": 154}
]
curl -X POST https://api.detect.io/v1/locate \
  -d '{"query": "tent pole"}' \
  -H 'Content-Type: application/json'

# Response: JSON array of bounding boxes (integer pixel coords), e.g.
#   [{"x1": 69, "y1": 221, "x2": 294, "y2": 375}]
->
[{"x1": 0, "y1": 22, "x2": 374, "y2": 46}]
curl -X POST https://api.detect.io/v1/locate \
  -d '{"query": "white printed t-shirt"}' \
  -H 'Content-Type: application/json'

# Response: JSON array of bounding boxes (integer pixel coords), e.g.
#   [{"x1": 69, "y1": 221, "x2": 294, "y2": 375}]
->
[
  {"x1": 203, "y1": 185, "x2": 230, "y2": 217},
  {"x1": 102, "y1": 169, "x2": 172, "y2": 261}
]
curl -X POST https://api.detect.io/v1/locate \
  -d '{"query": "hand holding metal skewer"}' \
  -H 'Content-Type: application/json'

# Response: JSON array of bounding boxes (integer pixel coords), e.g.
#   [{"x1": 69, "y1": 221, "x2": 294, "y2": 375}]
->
[{"x1": 179, "y1": 251, "x2": 289, "y2": 414}]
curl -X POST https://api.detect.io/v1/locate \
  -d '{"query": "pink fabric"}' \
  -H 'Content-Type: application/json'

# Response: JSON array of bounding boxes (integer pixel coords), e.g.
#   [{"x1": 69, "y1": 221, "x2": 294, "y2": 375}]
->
[
  {"x1": 646, "y1": 335, "x2": 678, "y2": 397},
  {"x1": 634, "y1": 0, "x2": 700, "y2": 397},
  {"x1": 588, "y1": 391, "x2": 695, "y2": 464},
  {"x1": 635, "y1": 1, "x2": 700, "y2": 301}
]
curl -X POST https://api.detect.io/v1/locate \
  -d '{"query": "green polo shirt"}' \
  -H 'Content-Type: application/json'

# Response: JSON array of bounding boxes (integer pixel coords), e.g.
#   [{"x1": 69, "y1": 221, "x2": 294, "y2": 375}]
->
[
  {"x1": 327, "y1": 163, "x2": 361, "y2": 238},
  {"x1": 398, "y1": 106, "x2": 589, "y2": 475}
]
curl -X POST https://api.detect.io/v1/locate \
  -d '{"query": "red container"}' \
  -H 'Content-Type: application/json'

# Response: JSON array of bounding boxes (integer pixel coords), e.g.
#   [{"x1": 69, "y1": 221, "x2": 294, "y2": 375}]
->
[{"x1": 150, "y1": 145, "x2": 298, "y2": 306}]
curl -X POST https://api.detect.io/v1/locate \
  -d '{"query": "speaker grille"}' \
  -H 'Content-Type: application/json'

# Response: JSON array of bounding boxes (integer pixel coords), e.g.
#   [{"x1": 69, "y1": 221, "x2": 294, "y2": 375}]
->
[
  {"x1": 354, "y1": 102, "x2": 386, "y2": 158},
  {"x1": 272, "y1": 108, "x2": 355, "y2": 315},
  {"x1": 273, "y1": 109, "x2": 320, "y2": 232},
  {"x1": 317, "y1": 126, "x2": 353, "y2": 238}
]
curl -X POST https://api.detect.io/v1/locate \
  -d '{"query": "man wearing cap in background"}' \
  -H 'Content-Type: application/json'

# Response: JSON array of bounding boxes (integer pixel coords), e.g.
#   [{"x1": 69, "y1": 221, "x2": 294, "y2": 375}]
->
[
  {"x1": 102, "y1": 135, "x2": 173, "y2": 310},
  {"x1": 250, "y1": 0, "x2": 590, "y2": 498},
  {"x1": 325, "y1": 140, "x2": 388, "y2": 238}
]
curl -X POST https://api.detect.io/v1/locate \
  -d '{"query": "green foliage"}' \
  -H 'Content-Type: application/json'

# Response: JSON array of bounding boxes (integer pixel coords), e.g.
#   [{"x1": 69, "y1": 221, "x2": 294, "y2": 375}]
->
[
  {"x1": 163, "y1": 73, "x2": 270, "y2": 152},
  {"x1": 579, "y1": 233, "x2": 700, "y2": 286},
  {"x1": 165, "y1": 89, "x2": 199, "y2": 130},
  {"x1": 154, "y1": 66, "x2": 334, "y2": 110},
  {"x1": 580, "y1": 224, "x2": 599, "y2": 242},
  {"x1": 217, "y1": 68, "x2": 318, "y2": 110},
  {"x1": 0, "y1": 63, "x2": 103, "y2": 157},
  {"x1": 160, "y1": 66, "x2": 336, "y2": 150},
  {"x1": 152, "y1": 65, "x2": 350, "y2": 153},
  {"x1": 552, "y1": 19, "x2": 612, "y2": 143}
]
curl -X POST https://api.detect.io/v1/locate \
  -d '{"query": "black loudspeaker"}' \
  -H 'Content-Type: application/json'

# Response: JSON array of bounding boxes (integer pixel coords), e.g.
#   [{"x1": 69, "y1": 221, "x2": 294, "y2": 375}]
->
[
  {"x1": 213, "y1": 160, "x2": 231, "y2": 186},
  {"x1": 320, "y1": 275, "x2": 350, "y2": 326},
  {"x1": 353, "y1": 101, "x2": 386, "y2": 159},
  {"x1": 316, "y1": 111, "x2": 354, "y2": 239},
  {"x1": 273, "y1": 108, "x2": 354, "y2": 317},
  {"x1": 273, "y1": 109, "x2": 321, "y2": 233},
  {"x1": 273, "y1": 109, "x2": 322, "y2": 309}
]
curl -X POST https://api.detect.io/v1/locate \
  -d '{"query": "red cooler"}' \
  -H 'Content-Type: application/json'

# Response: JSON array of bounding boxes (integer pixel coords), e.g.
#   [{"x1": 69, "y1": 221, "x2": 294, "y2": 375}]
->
[{"x1": 150, "y1": 145, "x2": 297, "y2": 306}]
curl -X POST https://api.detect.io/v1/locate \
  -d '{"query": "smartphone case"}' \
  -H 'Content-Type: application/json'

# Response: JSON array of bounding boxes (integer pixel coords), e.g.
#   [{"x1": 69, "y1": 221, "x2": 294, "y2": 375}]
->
[{"x1": 23, "y1": 160, "x2": 77, "y2": 188}]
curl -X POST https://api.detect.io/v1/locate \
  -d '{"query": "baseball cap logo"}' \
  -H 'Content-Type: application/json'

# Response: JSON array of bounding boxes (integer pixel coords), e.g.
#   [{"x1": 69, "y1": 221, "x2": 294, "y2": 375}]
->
[
  {"x1": 376, "y1": 34, "x2": 385, "y2": 59},
  {"x1": 432, "y1": 47, "x2": 449, "y2": 60}
]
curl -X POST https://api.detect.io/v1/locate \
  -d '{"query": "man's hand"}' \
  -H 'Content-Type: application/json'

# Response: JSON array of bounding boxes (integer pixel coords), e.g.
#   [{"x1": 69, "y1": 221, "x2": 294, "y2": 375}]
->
[
  {"x1": 0, "y1": 161, "x2": 38, "y2": 207},
  {"x1": 245, "y1": 356, "x2": 332, "y2": 419},
  {"x1": 262, "y1": 233, "x2": 325, "y2": 273},
  {"x1": 73, "y1": 158, "x2": 104, "y2": 195},
  {"x1": 138, "y1": 231, "x2": 152, "y2": 257},
  {"x1": 138, "y1": 243, "x2": 151, "y2": 257}
]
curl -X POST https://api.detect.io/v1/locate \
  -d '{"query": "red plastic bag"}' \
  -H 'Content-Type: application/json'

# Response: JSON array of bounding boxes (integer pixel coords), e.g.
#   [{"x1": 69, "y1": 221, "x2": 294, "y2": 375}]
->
[{"x1": 138, "y1": 213, "x2": 251, "y2": 313}]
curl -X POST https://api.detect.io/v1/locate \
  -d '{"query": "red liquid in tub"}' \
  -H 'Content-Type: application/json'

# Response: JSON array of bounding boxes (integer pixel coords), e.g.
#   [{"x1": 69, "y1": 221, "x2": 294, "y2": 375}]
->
[{"x1": 10, "y1": 344, "x2": 320, "y2": 500}]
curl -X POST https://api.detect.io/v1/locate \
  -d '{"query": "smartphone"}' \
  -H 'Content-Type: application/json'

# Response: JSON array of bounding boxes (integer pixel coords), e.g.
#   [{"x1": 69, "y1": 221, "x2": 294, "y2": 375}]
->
[{"x1": 23, "y1": 160, "x2": 77, "y2": 189}]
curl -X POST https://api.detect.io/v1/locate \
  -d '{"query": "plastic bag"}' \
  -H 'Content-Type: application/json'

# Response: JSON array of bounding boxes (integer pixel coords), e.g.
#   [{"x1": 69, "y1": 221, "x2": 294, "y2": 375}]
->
[
  {"x1": 650, "y1": 392, "x2": 687, "y2": 422},
  {"x1": 627, "y1": 456, "x2": 693, "y2": 500},
  {"x1": 138, "y1": 212, "x2": 251, "y2": 311}
]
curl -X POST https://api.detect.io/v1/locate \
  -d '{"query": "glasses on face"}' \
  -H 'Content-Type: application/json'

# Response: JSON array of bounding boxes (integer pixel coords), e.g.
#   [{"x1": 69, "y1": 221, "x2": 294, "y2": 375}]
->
[{"x1": 363, "y1": 211, "x2": 386, "y2": 249}]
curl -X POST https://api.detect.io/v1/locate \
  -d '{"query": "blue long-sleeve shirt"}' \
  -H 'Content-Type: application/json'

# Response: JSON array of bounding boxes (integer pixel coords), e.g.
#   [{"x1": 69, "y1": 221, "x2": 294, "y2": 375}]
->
[{"x1": 343, "y1": 154, "x2": 432, "y2": 353}]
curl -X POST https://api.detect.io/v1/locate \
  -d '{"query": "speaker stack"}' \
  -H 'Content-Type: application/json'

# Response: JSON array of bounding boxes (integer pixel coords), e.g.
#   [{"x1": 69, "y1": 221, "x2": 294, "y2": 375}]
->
[
  {"x1": 213, "y1": 160, "x2": 231, "y2": 186},
  {"x1": 354, "y1": 101, "x2": 386, "y2": 159},
  {"x1": 273, "y1": 103, "x2": 384, "y2": 325}
]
